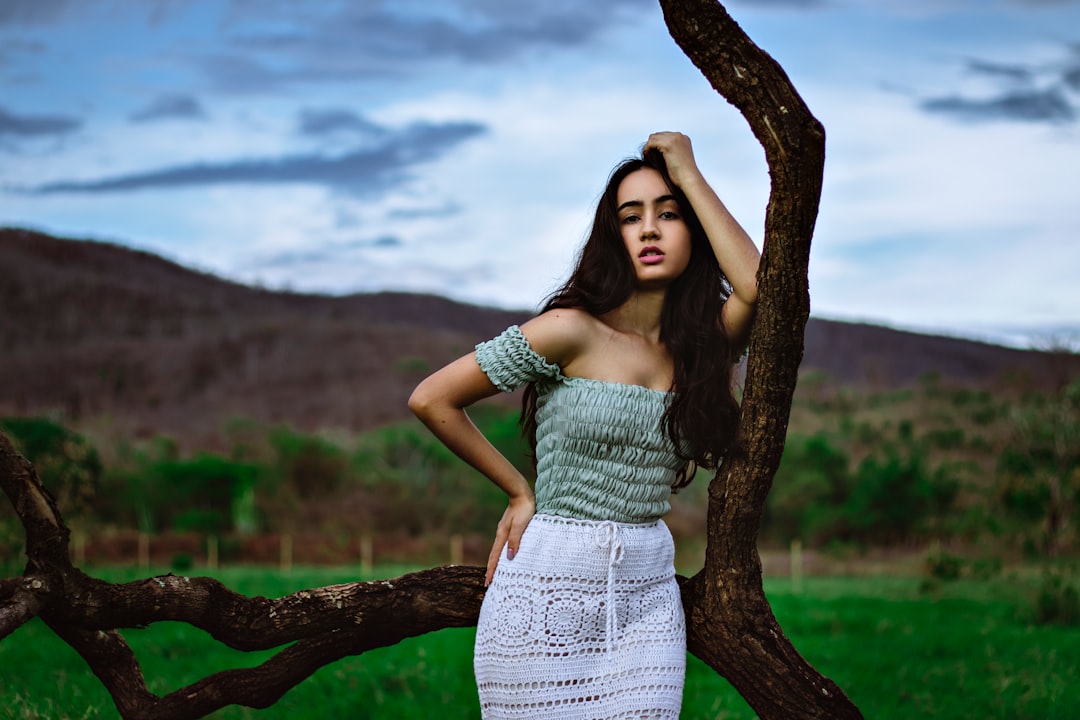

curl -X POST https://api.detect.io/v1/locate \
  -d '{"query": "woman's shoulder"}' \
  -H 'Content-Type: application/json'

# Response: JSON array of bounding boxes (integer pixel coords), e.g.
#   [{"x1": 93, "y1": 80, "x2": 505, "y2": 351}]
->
[
  {"x1": 528, "y1": 307, "x2": 599, "y2": 333},
  {"x1": 519, "y1": 308, "x2": 603, "y2": 369}
]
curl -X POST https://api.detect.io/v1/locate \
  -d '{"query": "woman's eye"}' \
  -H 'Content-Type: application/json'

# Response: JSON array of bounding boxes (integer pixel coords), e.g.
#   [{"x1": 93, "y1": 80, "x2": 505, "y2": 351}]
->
[
  {"x1": 621, "y1": 214, "x2": 640, "y2": 224},
  {"x1": 660, "y1": 210, "x2": 680, "y2": 220}
]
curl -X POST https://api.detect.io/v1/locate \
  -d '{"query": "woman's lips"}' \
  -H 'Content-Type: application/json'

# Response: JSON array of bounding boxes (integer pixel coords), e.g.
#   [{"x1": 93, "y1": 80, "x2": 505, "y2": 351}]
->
[{"x1": 639, "y1": 246, "x2": 665, "y2": 264}]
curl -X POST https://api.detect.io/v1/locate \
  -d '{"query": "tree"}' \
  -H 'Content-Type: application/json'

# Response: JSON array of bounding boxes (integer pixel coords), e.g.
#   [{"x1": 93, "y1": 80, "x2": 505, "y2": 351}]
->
[
  {"x1": 997, "y1": 376, "x2": 1080, "y2": 557},
  {"x1": 0, "y1": 2, "x2": 860, "y2": 717}
]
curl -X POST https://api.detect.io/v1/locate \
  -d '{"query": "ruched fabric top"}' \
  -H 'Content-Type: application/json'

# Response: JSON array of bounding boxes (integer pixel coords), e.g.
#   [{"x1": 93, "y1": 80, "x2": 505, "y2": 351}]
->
[{"x1": 475, "y1": 325, "x2": 684, "y2": 524}]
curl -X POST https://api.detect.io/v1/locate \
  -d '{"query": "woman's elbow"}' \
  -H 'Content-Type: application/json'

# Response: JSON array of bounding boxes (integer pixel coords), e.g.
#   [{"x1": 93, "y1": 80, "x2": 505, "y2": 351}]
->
[{"x1": 408, "y1": 382, "x2": 435, "y2": 419}]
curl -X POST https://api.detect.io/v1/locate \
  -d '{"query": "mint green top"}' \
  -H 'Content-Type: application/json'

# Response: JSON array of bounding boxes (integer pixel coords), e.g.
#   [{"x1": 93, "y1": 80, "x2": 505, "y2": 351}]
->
[{"x1": 475, "y1": 325, "x2": 684, "y2": 523}]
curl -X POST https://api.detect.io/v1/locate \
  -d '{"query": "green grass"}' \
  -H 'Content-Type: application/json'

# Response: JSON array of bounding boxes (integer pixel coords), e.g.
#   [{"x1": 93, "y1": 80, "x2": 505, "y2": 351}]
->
[{"x1": 1, "y1": 567, "x2": 1077, "y2": 719}]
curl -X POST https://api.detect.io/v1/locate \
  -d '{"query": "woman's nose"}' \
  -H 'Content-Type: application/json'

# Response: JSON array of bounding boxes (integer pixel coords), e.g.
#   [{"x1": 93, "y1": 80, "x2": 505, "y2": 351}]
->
[{"x1": 641, "y1": 213, "x2": 658, "y2": 238}]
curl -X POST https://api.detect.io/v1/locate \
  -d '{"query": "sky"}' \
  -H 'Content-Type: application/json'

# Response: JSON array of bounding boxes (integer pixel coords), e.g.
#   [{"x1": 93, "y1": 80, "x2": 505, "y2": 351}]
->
[{"x1": 1, "y1": 0, "x2": 1078, "y2": 348}]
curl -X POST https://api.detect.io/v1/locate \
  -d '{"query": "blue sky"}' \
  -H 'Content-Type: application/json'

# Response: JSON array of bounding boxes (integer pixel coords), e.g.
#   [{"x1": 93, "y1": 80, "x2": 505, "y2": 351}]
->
[{"x1": 2, "y1": 0, "x2": 1078, "y2": 347}]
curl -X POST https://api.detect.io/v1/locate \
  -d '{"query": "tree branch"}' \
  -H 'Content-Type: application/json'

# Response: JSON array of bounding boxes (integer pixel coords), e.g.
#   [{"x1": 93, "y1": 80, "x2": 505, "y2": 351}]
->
[
  {"x1": 660, "y1": 2, "x2": 861, "y2": 718},
  {"x1": 47, "y1": 569, "x2": 484, "y2": 720},
  {"x1": 2, "y1": 432, "x2": 487, "y2": 717},
  {"x1": 58, "y1": 565, "x2": 483, "y2": 651},
  {"x1": 0, "y1": 575, "x2": 45, "y2": 641}
]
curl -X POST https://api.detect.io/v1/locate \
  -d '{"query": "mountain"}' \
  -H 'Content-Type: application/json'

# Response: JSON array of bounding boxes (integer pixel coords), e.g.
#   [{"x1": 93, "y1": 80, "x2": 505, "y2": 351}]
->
[{"x1": 1, "y1": 227, "x2": 1074, "y2": 447}]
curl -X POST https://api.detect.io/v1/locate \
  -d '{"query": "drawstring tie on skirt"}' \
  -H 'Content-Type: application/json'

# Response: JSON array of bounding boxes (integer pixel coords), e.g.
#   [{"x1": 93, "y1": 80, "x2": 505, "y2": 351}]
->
[{"x1": 594, "y1": 521, "x2": 625, "y2": 653}]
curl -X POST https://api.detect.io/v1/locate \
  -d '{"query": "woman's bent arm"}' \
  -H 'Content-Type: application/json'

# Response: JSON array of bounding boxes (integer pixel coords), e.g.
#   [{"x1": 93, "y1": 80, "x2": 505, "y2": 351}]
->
[
  {"x1": 645, "y1": 131, "x2": 761, "y2": 353},
  {"x1": 409, "y1": 354, "x2": 534, "y2": 585}
]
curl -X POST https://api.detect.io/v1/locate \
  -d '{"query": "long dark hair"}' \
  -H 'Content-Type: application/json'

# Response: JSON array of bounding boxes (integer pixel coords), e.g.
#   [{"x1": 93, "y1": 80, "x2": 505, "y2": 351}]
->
[{"x1": 521, "y1": 149, "x2": 742, "y2": 489}]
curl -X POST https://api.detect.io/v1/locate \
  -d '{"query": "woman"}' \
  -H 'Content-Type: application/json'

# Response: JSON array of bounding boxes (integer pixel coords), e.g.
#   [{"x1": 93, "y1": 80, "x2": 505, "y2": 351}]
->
[{"x1": 409, "y1": 132, "x2": 759, "y2": 718}]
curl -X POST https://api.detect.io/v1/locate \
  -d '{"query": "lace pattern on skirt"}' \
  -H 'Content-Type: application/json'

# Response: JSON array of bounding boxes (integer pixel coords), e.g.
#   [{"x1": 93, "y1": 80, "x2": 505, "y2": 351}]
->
[{"x1": 474, "y1": 514, "x2": 686, "y2": 719}]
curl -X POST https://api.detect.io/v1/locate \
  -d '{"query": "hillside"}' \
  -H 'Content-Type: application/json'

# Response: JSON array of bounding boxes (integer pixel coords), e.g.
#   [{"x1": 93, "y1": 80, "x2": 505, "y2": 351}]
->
[{"x1": 1, "y1": 227, "x2": 1074, "y2": 446}]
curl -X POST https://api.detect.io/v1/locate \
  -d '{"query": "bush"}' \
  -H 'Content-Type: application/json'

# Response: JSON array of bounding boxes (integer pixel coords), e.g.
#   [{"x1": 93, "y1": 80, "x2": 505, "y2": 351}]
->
[
  {"x1": 0, "y1": 516, "x2": 24, "y2": 576},
  {"x1": 0, "y1": 416, "x2": 102, "y2": 521},
  {"x1": 119, "y1": 452, "x2": 260, "y2": 534},
  {"x1": 925, "y1": 549, "x2": 962, "y2": 581},
  {"x1": 1035, "y1": 569, "x2": 1080, "y2": 627},
  {"x1": 269, "y1": 428, "x2": 348, "y2": 499},
  {"x1": 764, "y1": 434, "x2": 851, "y2": 544}
]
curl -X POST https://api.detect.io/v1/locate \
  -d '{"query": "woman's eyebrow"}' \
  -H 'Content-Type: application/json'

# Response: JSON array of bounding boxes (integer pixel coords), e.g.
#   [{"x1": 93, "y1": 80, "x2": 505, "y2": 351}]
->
[{"x1": 617, "y1": 194, "x2": 677, "y2": 213}]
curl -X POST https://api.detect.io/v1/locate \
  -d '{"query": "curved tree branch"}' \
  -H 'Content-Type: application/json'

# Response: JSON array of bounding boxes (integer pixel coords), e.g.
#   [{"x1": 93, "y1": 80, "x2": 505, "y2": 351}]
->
[
  {"x1": 46, "y1": 567, "x2": 485, "y2": 720},
  {"x1": 3, "y1": 429, "x2": 488, "y2": 717},
  {"x1": 60, "y1": 565, "x2": 483, "y2": 651},
  {"x1": 661, "y1": 2, "x2": 862, "y2": 718},
  {"x1": 0, "y1": 575, "x2": 45, "y2": 640}
]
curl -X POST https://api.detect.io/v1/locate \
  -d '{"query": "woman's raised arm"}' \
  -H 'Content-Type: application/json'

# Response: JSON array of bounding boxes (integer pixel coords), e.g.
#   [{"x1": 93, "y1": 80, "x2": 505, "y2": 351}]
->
[{"x1": 645, "y1": 131, "x2": 760, "y2": 353}]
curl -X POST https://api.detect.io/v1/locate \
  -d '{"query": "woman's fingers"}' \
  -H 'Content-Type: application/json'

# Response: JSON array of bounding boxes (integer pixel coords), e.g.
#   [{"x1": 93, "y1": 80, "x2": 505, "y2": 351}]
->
[
  {"x1": 484, "y1": 503, "x2": 534, "y2": 587},
  {"x1": 505, "y1": 507, "x2": 533, "y2": 561},
  {"x1": 485, "y1": 534, "x2": 504, "y2": 587},
  {"x1": 645, "y1": 132, "x2": 698, "y2": 187},
  {"x1": 485, "y1": 514, "x2": 510, "y2": 586},
  {"x1": 645, "y1": 131, "x2": 689, "y2": 154}
]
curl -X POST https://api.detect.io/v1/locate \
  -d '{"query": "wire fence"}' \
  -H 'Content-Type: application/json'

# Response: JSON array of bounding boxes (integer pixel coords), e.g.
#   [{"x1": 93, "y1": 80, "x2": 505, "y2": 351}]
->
[{"x1": 59, "y1": 530, "x2": 484, "y2": 572}]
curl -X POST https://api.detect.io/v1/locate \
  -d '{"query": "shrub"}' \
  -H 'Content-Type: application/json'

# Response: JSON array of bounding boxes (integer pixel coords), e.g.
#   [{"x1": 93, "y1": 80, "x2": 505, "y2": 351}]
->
[
  {"x1": 1035, "y1": 570, "x2": 1079, "y2": 627},
  {"x1": 269, "y1": 428, "x2": 348, "y2": 499},
  {"x1": 925, "y1": 548, "x2": 962, "y2": 581},
  {"x1": 0, "y1": 416, "x2": 102, "y2": 521},
  {"x1": 764, "y1": 434, "x2": 851, "y2": 545},
  {"x1": 121, "y1": 453, "x2": 260, "y2": 534}
]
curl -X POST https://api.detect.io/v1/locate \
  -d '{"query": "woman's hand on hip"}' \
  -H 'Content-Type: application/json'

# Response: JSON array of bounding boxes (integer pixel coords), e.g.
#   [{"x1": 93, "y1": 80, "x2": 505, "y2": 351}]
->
[{"x1": 485, "y1": 494, "x2": 536, "y2": 586}]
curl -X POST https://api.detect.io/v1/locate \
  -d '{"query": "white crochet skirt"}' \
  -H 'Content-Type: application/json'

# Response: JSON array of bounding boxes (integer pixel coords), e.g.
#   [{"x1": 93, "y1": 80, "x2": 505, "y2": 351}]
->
[{"x1": 474, "y1": 514, "x2": 686, "y2": 719}]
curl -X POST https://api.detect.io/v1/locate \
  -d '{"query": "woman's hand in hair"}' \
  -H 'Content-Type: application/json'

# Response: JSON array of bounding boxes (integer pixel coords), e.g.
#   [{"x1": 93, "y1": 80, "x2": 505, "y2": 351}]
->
[
  {"x1": 486, "y1": 494, "x2": 536, "y2": 586},
  {"x1": 644, "y1": 131, "x2": 704, "y2": 191},
  {"x1": 648, "y1": 131, "x2": 761, "y2": 347}
]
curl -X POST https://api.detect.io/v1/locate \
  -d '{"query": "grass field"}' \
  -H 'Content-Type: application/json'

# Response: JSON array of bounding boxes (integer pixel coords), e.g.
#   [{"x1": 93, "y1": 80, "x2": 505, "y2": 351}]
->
[{"x1": 1, "y1": 564, "x2": 1077, "y2": 719}]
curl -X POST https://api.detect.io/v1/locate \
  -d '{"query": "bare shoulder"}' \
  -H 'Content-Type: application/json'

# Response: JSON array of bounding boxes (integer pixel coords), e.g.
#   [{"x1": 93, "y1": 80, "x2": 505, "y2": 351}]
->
[{"x1": 518, "y1": 308, "x2": 602, "y2": 368}]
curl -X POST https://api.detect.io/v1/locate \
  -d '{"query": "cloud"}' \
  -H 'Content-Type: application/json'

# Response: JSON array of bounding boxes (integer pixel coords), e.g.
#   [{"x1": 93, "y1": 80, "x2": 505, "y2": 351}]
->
[
  {"x1": 921, "y1": 87, "x2": 1075, "y2": 123},
  {"x1": 0, "y1": 0, "x2": 195, "y2": 27},
  {"x1": 1064, "y1": 46, "x2": 1080, "y2": 91},
  {"x1": 387, "y1": 203, "x2": 462, "y2": 220},
  {"x1": 248, "y1": 235, "x2": 404, "y2": 270},
  {"x1": 196, "y1": 52, "x2": 292, "y2": 94},
  {"x1": 0, "y1": 0, "x2": 74, "y2": 25},
  {"x1": 18, "y1": 120, "x2": 486, "y2": 195},
  {"x1": 297, "y1": 108, "x2": 385, "y2": 137},
  {"x1": 129, "y1": 94, "x2": 207, "y2": 123},
  {"x1": 1006, "y1": 0, "x2": 1080, "y2": 6},
  {"x1": 919, "y1": 44, "x2": 1080, "y2": 125},
  {"x1": 728, "y1": 0, "x2": 826, "y2": 7},
  {"x1": 0, "y1": 105, "x2": 81, "y2": 136},
  {"x1": 965, "y1": 59, "x2": 1033, "y2": 83},
  {"x1": 200, "y1": 0, "x2": 654, "y2": 92},
  {"x1": 0, "y1": 38, "x2": 45, "y2": 67}
]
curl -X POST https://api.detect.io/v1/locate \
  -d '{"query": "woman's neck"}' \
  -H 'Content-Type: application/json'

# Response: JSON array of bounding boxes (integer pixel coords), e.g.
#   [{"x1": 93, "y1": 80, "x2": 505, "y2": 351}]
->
[{"x1": 603, "y1": 288, "x2": 666, "y2": 342}]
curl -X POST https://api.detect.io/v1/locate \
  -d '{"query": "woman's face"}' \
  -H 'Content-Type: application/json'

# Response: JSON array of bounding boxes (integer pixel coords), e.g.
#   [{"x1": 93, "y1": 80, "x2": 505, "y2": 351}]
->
[{"x1": 616, "y1": 168, "x2": 692, "y2": 289}]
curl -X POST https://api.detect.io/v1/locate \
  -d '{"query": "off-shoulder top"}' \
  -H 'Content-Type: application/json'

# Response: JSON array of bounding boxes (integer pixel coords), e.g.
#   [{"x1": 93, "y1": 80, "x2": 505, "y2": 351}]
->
[{"x1": 475, "y1": 325, "x2": 684, "y2": 523}]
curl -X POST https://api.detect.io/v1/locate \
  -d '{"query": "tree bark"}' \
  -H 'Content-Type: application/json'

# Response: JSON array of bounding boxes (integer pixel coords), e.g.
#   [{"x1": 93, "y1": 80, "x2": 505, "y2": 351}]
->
[
  {"x1": 1, "y1": 2, "x2": 861, "y2": 718},
  {"x1": 659, "y1": 2, "x2": 861, "y2": 718},
  {"x1": 1, "y1": 431, "x2": 488, "y2": 718}
]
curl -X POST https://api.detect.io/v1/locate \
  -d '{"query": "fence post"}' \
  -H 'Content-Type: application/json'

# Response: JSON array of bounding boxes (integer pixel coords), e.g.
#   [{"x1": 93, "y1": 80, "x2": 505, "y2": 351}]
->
[
  {"x1": 791, "y1": 538, "x2": 804, "y2": 595},
  {"x1": 207, "y1": 535, "x2": 219, "y2": 571},
  {"x1": 138, "y1": 532, "x2": 150, "y2": 571},
  {"x1": 449, "y1": 534, "x2": 464, "y2": 566},
  {"x1": 280, "y1": 534, "x2": 293, "y2": 572},
  {"x1": 360, "y1": 534, "x2": 374, "y2": 576}
]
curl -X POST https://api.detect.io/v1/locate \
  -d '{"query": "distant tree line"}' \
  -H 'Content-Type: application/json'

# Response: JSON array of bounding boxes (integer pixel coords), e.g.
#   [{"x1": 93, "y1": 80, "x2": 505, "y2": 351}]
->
[{"x1": 3, "y1": 373, "x2": 1076, "y2": 566}]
